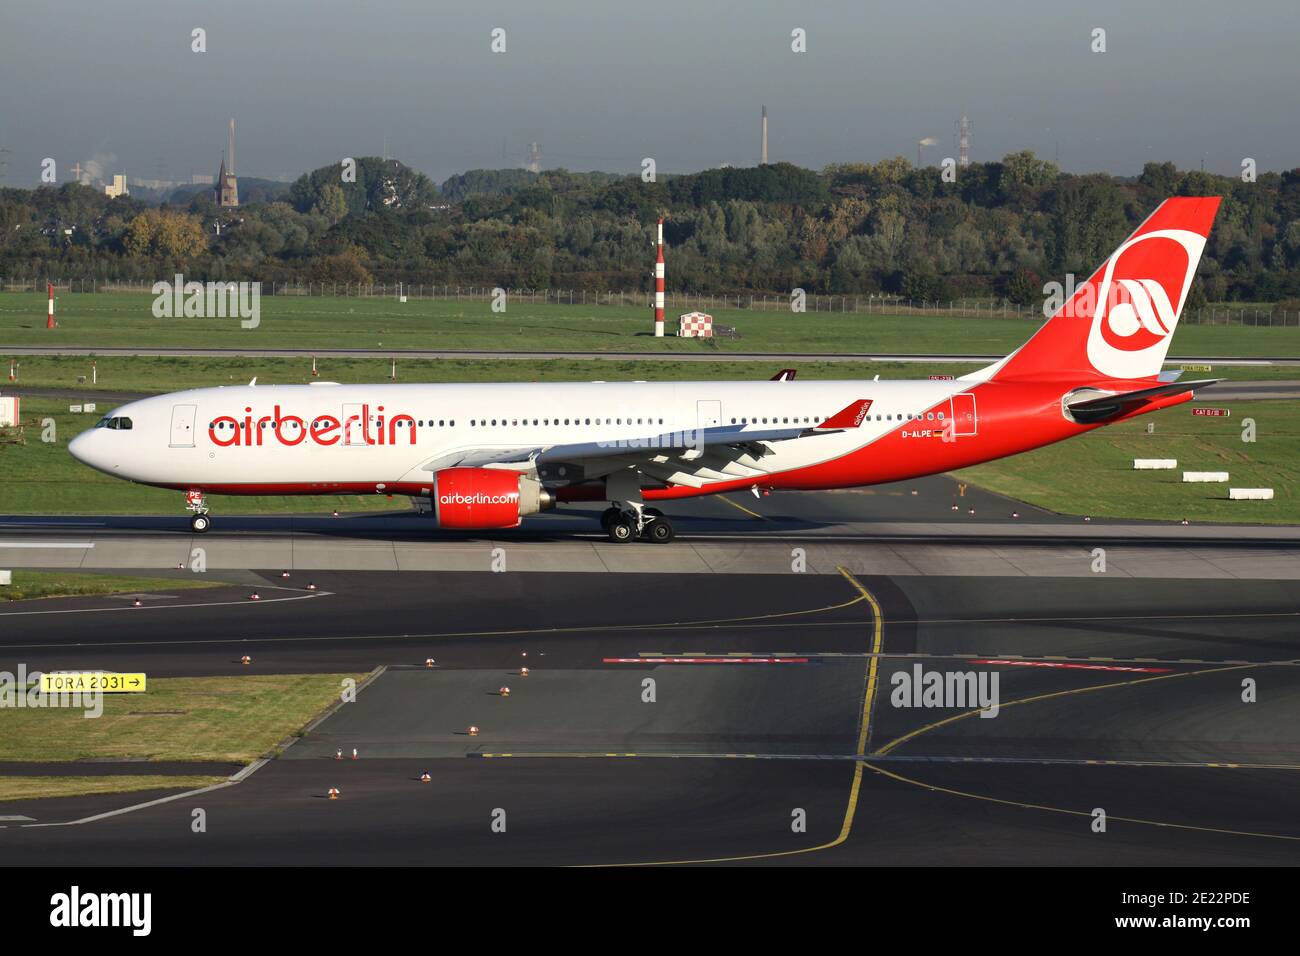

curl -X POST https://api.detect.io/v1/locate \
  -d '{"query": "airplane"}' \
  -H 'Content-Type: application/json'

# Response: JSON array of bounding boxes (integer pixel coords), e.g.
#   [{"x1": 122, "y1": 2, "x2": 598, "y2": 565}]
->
[{"x1": 69, "y1": 196, "x2": 1221, "y2": 543}]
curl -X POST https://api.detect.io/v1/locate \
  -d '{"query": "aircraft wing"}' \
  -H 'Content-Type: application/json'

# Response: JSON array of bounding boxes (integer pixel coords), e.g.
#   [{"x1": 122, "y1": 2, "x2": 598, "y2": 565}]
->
[{"x1": 420, "y1": 399, "x2": 873, "y2": 474}]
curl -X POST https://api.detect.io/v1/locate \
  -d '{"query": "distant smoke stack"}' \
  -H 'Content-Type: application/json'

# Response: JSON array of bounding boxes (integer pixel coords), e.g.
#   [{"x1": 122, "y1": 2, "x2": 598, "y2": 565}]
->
[{"x1": 761, "y1": 105, "x2": 768, "y2": 166}]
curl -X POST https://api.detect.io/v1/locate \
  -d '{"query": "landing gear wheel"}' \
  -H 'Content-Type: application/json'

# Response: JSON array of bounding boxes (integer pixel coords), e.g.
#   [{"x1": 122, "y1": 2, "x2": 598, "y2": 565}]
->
[
  {"x1": 646, "y1": 518, "x2": 675, "y2": 543},
  {"x1": 190, "y1": 513, "x2": 211, "y2": 534},
  {"x1": 607, "y1": 518, "x2": 635, "y2": 543},
  {"x1": 600, "y1": 506, "x2": 621, "y2": 531}
]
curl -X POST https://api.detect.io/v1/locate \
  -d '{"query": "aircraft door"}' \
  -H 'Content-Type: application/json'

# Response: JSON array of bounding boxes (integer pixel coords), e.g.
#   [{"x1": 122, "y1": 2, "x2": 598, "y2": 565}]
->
[
  {"x1": 951, "y1": 393, "x2": 978, "y2": 437},
  {"x1": 696, "y1": 400, "x2": 722, "y2": 429},
  {"x1": 169, "y1": 404, "x2": 197, "y2": 447}
]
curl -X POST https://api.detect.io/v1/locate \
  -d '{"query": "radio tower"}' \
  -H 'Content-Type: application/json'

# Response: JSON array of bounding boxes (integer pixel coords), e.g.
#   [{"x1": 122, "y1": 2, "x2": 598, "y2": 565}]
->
[
  {"x1": 653, "y1": 219, "x2": 666, "y2": 338},
  {"x1": 760, "y1": 106, "x2": 768, "y2": 165},
  {"x1": 957, "y1": 113, "x2": 972, "y2": 167}
]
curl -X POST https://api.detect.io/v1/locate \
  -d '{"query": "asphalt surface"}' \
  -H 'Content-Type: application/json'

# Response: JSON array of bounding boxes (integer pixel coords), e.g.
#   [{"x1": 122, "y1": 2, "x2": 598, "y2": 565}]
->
[
  {"x1": 2, "y1": 472, "x2": 1298, "y2": 865},
  {"x1": 3, "y1": 476, "x2": 1299, "y2": 580},
  {"x1": 1, "y1": 562, "x2": 1298, "y2": 865}
]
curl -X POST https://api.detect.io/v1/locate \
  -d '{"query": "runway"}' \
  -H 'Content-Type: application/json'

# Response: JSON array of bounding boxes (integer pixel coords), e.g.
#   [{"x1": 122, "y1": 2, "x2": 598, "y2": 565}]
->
[
  {"x1": 2, "y1": 476, "x2": 1299, "y2": 580},
  {"x1": 5, "y1": 345, "x2": 1300, "y2": 366},
  {"x1": 8, "y1": 380, "x2": 1300, "y2": 405},
  {"x1": 3, "y1": 473, "x2": 1299, "y2": 865},
  {"x1": 1, "y1": 558, "x2": 1298, "y2": 865}
]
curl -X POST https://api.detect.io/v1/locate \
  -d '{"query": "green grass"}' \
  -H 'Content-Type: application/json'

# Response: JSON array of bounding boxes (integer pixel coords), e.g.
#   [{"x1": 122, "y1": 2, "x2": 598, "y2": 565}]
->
[
  {"x1": 955, "y1": 400, "x2": 1299, "y2": 523},
  {"x1": 2, "y1": 570, "x2": 220, "y2": 602},
  {"x1": 0, "y1": 398, "x2": 405, "y2": 514},
  {"x1": 4, "y1": 291, "x2": 1299, "y2": 356},
  {"x1": 1, "y1": 353, "x2": 989, "y2": 394},
  {"x1": 0, "y1": 775, "x2": 228, "y2": 802},
  {"x1": 0, "y1": 673, "x2": 362, "y2": 763}
]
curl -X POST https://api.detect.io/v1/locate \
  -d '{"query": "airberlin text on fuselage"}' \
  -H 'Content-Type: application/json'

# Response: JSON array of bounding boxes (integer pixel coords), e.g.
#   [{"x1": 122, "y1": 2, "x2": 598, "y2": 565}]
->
[{"x1": 208, "y1": 404, "x2": 416, "y2": 448}]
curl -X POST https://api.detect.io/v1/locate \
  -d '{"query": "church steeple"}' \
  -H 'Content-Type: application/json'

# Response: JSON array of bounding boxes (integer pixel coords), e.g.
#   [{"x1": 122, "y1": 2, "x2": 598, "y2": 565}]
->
[{"x1": 215, "y1": 149, "x2": 238, "y2": 208}]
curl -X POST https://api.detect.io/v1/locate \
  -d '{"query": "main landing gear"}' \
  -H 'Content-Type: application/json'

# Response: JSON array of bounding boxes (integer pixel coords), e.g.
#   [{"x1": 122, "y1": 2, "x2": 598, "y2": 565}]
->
[
  {"x1": 186, "y1": 489, "x2": 211, "y2": 534},
  {"x1": 600, "y1": 505, "x2": 674, "y2": 544}
]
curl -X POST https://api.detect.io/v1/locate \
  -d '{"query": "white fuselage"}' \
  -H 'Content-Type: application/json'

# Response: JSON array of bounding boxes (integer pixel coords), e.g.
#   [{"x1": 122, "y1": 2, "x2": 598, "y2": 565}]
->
[{"x1": 69, "y1": 378, "x2": 970, "y2": 494}]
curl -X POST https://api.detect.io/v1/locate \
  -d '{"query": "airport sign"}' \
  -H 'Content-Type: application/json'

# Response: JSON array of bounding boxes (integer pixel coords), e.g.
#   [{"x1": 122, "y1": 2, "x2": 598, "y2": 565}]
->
[{"x1": 40, "y1": 672, "x2": 147, "y2": 693}]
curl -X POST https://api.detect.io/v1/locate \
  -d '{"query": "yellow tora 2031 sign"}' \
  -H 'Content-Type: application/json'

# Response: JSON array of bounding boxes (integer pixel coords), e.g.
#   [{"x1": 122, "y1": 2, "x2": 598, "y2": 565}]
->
[{"x1": 40, "y1": 672, "x2": 147, "y2": 693}]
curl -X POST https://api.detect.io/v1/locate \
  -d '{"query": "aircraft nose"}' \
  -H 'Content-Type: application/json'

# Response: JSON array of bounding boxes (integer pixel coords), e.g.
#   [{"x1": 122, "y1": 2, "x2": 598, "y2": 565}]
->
[
  {"x1": 68, "y1": 429, "x2": 112, "y2": 472},
  {"x1": 68, "y1": 430, "x2": 92, "y2": 464}
]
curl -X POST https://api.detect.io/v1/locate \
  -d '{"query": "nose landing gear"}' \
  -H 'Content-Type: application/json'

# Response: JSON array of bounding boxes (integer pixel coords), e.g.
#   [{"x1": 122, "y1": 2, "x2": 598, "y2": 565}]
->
[{"x1": 186, "y1": 489, "x2": 211, "y2": 534}]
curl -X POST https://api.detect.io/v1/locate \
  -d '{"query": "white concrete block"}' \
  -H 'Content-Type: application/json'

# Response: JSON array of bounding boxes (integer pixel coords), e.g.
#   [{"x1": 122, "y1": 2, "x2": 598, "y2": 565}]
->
[
  {"x1": 1133, "y1": 459, "x2": 1177, "y2": 469},
  {"x1": 1182, "y1": 471, "x2": 1229, "y2": 482},
  {"x1": 1229, "y1": 488, "x2": 1274, "y2": 500}
]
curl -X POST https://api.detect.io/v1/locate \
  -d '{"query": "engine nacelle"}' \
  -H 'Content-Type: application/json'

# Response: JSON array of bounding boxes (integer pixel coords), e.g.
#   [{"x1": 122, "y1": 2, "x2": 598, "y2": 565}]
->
[{"x1": 432, "y1": 467, "x2": 554, "y2": 530}]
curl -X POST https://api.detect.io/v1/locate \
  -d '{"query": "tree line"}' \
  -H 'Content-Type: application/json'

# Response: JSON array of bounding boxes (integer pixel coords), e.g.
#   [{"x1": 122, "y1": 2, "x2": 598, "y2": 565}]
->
[{"x1": 2, "y1": 153, "x2": 1299, "y2": 307}]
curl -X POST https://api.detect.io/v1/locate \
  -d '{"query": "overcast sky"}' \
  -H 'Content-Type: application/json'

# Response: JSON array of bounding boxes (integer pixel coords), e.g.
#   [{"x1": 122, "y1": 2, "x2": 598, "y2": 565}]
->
[{"x1": 1, "y1": 0, "x2": 1296, "y2": 188}]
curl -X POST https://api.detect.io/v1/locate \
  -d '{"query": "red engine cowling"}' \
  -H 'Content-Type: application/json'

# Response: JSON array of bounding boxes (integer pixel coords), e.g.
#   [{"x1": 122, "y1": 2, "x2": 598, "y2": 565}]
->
[{"x1": 433, "y1": 467, "x2": 553, "y2": 530}]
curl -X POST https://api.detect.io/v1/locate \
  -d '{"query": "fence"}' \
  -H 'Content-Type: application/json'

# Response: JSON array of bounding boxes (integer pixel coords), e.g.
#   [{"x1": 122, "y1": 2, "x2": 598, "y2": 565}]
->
[{"x1": 2, "y1": 277, "x2": 1298, "y2": 327}]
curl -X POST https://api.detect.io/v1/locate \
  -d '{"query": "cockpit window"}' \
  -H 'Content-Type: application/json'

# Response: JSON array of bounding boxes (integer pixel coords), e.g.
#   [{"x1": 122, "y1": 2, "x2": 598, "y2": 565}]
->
[{"x1": 94, "y1": 416, "x2": 133, "y2": 430}]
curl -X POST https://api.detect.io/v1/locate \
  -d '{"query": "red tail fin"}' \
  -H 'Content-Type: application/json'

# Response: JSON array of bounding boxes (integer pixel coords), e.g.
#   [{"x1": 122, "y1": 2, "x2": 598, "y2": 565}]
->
[{"x1": 988, "y1": 197, "x2": 1220, "y2": 383}]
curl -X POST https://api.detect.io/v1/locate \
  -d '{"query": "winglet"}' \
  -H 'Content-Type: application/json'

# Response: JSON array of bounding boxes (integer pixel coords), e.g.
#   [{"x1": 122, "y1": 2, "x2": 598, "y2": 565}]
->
[
  {"x1": 770, "y1": 368, "x2": 797, "y2": 381},
  {"x1": 816, "y1": 399, "x2": 873, "y2": 430}
]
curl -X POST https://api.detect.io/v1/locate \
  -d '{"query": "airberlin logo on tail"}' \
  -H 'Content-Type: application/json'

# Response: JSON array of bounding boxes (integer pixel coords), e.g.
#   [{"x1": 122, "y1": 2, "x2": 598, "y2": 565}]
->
[{"x1": 1085, "y1": 229, "x2": 1205, "y2": 378}]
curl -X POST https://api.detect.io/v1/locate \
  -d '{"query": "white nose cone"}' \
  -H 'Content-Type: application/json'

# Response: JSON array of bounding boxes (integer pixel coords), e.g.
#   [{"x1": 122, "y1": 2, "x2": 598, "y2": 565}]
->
[
  {"x1": 68, "y1": 430, "x2": 92, "y2": 465},
  {"x1": 68, "y1": 430, "x2": 114, "y2": 474}
]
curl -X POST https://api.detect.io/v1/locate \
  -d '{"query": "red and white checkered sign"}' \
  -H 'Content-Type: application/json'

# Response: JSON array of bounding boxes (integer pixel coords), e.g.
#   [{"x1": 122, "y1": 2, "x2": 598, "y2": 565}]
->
[{"x1": 678, "y1": 311, "x2": 713, "y2": 338}]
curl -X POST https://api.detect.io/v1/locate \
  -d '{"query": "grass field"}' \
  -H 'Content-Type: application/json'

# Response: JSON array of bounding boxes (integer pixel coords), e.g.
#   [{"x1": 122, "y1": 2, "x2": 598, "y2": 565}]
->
[
  {"x1": 0, "y1": 398, "x2": 402, "y2": 514},
  {"x1": 0, "y1": 673, "x2": 361, "y2": 763},
  {"x1": 2, "y1": 570, "x2": 220, "y2": 602},
  {"x1": 956, "y1": 399, "x2": 1299, "y2": 523},
  {"x1": 4, "y1": 291, "x2": 1300, "y2": 356},
  {"x1": 2, "y1": 353, "x2": 992, "y2": 394},
  {"x1": 0, "y1": 775, "x2": 227, "y2": 802}
]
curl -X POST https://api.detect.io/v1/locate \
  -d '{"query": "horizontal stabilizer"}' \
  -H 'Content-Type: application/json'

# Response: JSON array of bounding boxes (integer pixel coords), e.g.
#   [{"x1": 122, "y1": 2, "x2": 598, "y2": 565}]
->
[{"x1": 1066, "y1": 379, "x2": 1219, "y2": 423}]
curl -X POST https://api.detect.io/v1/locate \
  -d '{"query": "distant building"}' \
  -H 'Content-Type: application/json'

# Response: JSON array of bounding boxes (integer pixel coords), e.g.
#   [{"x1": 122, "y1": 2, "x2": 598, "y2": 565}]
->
[
  {"x1": 215, "y1": 118, "x2": 239, "y2": 207},
  {"x1": 104, "y1": 174, "x2": 129, "y2": 199},
  {"x1": 215, "y1": 157, "x2": 239, "y2": 208}
]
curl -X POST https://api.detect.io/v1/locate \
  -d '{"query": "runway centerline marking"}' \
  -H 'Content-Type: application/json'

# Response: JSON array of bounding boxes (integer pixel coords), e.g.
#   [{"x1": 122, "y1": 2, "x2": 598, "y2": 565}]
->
[
  {"x1": 0, "y1": 591, "x2": 867, "y2": 649},
  {"x1": 872, "y1": 660, "x2": 1273, "y2": 758},
  {"x1": 717, "y1": 495, "x2": 767, "y2": 520},
  {"x1": 863, "y1": 762, "x2": 1300, "y2": 844},
  {"x1": 582, "y1": 566, "x2": 883, "y2": 867},
  {"x1": 0, "y1": 541, "x2": 95, "y2": 549},
  {"x1": 0, "y1": 585, "x2": 331, "y2": 618},
  {"x1": 861, "y1": 658, "x2": 1300, "y2": 843}
]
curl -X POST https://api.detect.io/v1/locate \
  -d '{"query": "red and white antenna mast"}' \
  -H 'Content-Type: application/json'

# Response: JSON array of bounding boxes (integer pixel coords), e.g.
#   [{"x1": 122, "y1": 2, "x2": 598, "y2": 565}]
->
[{"x1": 653, "y1": 219, "x2": 665, "y2": 338}]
